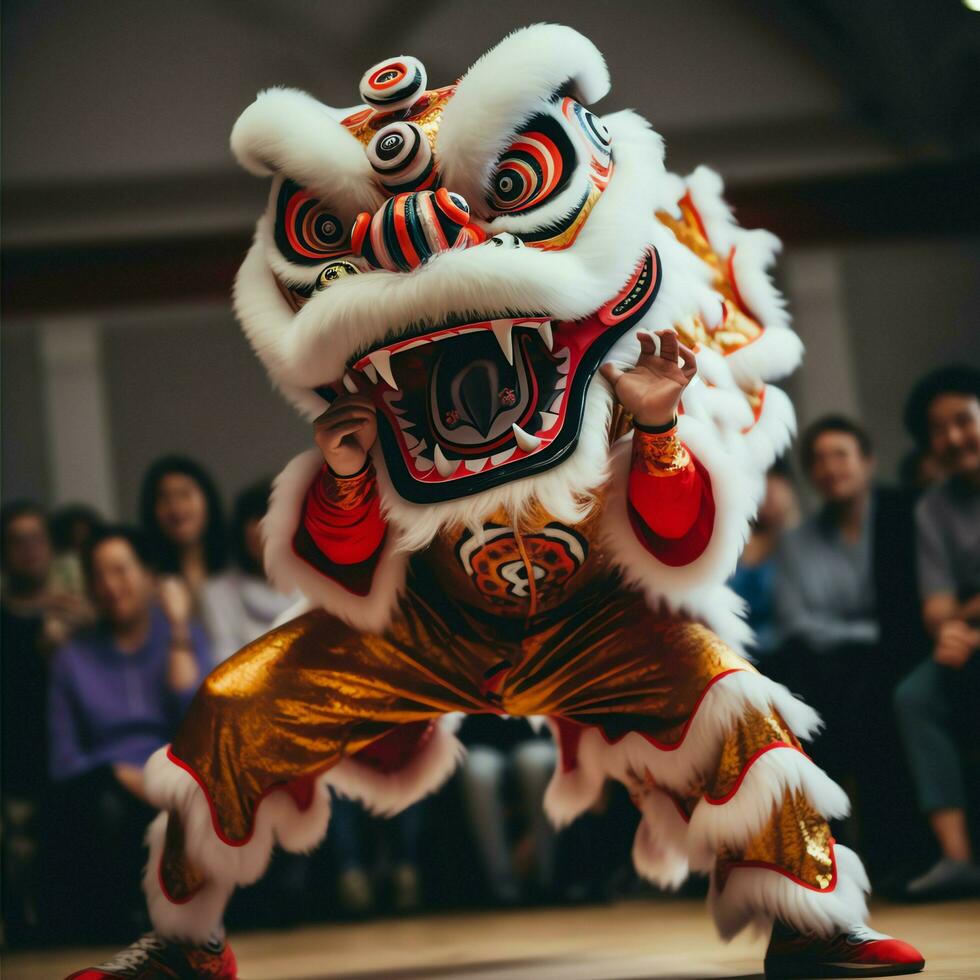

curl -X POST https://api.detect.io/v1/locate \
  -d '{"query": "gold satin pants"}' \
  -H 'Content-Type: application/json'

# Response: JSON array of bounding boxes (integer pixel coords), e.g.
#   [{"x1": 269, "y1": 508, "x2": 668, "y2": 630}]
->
[{"x1": 161, "y1": 575, "x2": 835, "y2": 901}]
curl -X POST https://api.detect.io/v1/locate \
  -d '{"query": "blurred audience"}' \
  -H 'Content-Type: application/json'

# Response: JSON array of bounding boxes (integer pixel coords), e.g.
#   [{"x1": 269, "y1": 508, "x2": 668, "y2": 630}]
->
[
  {"x1": 458, "y1": 716, "x2": 557, "y2": 904},
  {"x1": 772, "y1": 415, "x2": 926, "y2": 876},
  {"x1": 895, "y1": 366, "x2": 980, "y2": 901},
  {"x1": 328, "y1": 793, "x2": 427, "y2": 915},
  {"x1": 898, "y1": 446, "x2": 946, "y2": 497},
  {"x1": 729, "y1": 460, "x2": 800, "y2": 657},
  {"x1": 49, "y1": 503, "x2": 104, "y2": 597},
  {"x1": 1, "y1": 501, "x2": 92, "y2": 941},
  {"x1": 139, "y1": 455, "x2": 227, "y2": 609},
  {"x1": 46, "y1": 526, "x2": 210, "y2": 939},
  {"x1": 201, "y1": 480, "x2": 298, "y2": 664}
]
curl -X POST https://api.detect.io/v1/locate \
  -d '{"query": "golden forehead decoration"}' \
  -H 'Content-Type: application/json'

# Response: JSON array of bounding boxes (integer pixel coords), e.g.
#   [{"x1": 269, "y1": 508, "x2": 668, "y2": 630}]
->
[{"x1": 342, "y1": 85, "x2": 456, "y2": 151}]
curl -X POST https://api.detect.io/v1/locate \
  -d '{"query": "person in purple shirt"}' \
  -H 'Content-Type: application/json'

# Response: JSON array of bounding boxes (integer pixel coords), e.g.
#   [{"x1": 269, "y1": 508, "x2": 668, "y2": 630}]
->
[{"x1": 46, "y1": 525, "x2": 210, "y2": 941}]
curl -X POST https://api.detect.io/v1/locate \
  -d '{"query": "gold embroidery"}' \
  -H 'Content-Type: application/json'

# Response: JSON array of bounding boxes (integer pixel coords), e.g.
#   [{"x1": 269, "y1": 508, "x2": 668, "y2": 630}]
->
[{"x1": 632, "y1": 427, "x2": 691, "y2": 477}]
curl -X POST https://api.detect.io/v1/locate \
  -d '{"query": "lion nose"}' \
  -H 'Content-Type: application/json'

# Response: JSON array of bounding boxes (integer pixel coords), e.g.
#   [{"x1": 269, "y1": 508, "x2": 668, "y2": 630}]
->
[{"x1": 350, "y1": 188, "x2": 485, "y2": 272}]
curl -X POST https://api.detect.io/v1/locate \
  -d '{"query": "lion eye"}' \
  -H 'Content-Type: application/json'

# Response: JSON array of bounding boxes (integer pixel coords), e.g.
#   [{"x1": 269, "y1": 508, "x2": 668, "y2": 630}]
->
[
  {"x1": 274, "y1": 178, "x2": 349, "y2": 265},
  {"x1": 487, "y1": 115, "x2": 576, "y2": 215}
]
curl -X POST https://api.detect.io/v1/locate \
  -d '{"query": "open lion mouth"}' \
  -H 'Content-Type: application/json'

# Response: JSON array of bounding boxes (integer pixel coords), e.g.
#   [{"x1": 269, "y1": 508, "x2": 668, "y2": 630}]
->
[{"x1": 325, "y1": 246, "x2": 661, "y2": 503}]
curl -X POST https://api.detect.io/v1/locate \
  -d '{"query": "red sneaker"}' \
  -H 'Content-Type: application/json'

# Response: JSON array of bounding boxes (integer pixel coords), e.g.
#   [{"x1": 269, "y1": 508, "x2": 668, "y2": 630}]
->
[
  {"x1": 764, "y1": 922, "x2": 924, "y2": 978},
  {"x1": 65, "y1": 932, "x2": 237, "y2": 979}
]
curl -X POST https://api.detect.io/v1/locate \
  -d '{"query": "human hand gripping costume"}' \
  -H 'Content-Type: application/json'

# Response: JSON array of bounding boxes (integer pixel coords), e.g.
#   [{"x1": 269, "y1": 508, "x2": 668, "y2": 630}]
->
[{"x1": 70, "y1": 25, "x2": 924, "y2": 980}]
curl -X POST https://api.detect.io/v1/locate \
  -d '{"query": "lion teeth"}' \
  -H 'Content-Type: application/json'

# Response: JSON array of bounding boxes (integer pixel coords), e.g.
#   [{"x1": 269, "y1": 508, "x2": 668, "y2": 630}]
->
[
  {"x1": 539, "y1": 411, "x2": 559, "y2": 431},
  {"x1": 490, "y1": 319, "x2": 514, "y2": 365},
  {"x1": 512, "y1": 423, "x2": 541, "y2": 452},
  {"x1": 403, "y1": 432, "x2": 419, "y2": 450},
  {"x1": 550, "y1": 391, "x2": 566, "y2": 414},
  {"x1": 415, "y1": 454, "x2": 434, "y2": 472},
  {"x1": 556, "y1": 347, "x2": 571, "y2": 375},
  {"x1": 409, "y1": 438, "x2": 427, "y2": 457},
  {"x1": 491, "y1": 447, "x2": 515, "y2": 465},
  {"x1": 362, "y1": 363, "x2": 379, "y2": 384},
  {"x1": 464, "y1": 456, "x2": 487, "y2": 473},
  {"x1": 538, "y1": 321, "x2": 554, "y2": 351},
  {"x1": 368, "y1": 349, "x2": 399, "y2": 390},
  {"x1": 396, "y1": 417, "x2": 413, "y2": 430},
  {"x1": 342, "y1": 373, "x2": 358, "y2": 393},
  {"x1": 555, "y1": 375, "x2": 567, "y2": 390},
  {"x1": 434, "y1": 444, "x2": 457, "y2": 477}
]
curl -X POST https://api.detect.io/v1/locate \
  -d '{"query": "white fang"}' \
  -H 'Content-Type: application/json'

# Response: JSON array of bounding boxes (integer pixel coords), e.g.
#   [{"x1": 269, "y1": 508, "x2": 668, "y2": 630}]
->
[
  {"x1": 368, "y1": 349, "x2": 399, "y2": 390},
  {"x1": 538, "y1": 321, "x2": 554, "y2": 351},
  {"x1": 342, "y1": 373, "x2": 358, "y2": 393},
  {"x1": 490, "y1": 319, "x2": 514, "y2": 365},
  {"x1": 512, "y1": 423, "x2": 541, "y2": 452},
  {"x1": 434, "y1": 444, "x2": 457, "y2": 477}
]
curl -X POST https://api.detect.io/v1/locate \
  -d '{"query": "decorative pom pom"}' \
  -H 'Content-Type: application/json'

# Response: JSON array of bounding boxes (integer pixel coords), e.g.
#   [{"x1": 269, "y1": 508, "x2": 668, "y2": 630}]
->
[
  {"x1": 367, "y1": 122, "x2": 436, "y2": 192},
  {"x1": 359, "y1": 56, "x2": 427, "y2": 114}
]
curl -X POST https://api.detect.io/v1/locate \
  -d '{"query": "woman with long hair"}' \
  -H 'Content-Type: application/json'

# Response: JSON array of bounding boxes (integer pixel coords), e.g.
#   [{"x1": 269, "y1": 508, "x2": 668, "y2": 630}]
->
[{"x1": 138, "y1": 455, "x2": 227, "y2": 609}]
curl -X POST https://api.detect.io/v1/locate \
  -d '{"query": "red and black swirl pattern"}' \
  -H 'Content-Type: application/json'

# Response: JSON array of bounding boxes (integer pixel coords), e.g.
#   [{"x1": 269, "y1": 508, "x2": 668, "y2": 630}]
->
[
  {"x1": 274, "y1": 178, "x2": 349, "y2": 265},
  {"x1": 487, "y1": 114, "x2": 575, "y2": 214}
]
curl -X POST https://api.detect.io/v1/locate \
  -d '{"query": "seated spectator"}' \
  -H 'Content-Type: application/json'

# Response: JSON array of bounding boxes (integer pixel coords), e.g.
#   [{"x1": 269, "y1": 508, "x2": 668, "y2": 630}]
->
[
  {"x1": 1, "y1": 501, "x2": 91, "y2": 942},
  {"x1": 140, "y1": 455, "x2": 227, "y2": 610},
  {"x1": 898, "y1": 446, "x2": 946, "y2": 497},
  {"x1": 773, "y1": 416, "x2": 926, "y2": 876},
  {"x1": 458, "y1": 716, "x2": 557, "y2": 904},
  {"x1": 46, "y1": 526, "x2": 210, "y2": 939},
  {"x1": 729, "y1": 460, "x2": 800, "y2": 657},
  {"x1": 202, "y1": 480, "x2": 299, "y2": 664},
  {"x1": 49, "y1": 502, "x2": 104, "y2": 598},
  {"x1": 895, "y1": 365, "x2": 980, "y2": 900},
  {"x1": 327, "y1": 793, "x2": 427, "y2": 916}
]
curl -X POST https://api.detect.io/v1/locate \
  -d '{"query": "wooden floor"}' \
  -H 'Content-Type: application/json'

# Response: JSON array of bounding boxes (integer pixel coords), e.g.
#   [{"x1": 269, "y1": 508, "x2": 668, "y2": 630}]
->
[{"x1": 4, "y1": 898, "x2": 977, "y2": 979}]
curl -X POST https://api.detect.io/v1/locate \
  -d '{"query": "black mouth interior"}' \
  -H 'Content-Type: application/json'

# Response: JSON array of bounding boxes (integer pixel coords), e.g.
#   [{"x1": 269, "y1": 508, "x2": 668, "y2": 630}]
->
[{"x1": 387, "y1": 326, "x2": 561, "y2": 460}]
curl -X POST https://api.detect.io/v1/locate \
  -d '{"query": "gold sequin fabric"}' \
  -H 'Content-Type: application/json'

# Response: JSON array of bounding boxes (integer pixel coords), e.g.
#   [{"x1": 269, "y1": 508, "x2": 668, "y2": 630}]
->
[
  {"x1": 706, "y1": 708, "x2": 835, "y2": 892},
  {"x1": 706, "y1": 707, "x2": 802, "y2": 801},
  {"x1": 169, "y1": 574, "x2": 747, "y2": 847},
  {"x1": 631, "y1": 427, "x2": 691, "y2": 477},
  {"x1": 715, "y1": 791, "x2": 836, "y2": 892}
]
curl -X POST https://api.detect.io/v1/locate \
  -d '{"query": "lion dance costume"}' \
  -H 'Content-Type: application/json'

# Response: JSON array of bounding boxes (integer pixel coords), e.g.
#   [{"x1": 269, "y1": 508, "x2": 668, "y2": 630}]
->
[{"x1": 72, "y1": 25, "x2": 924, "y2": 980}]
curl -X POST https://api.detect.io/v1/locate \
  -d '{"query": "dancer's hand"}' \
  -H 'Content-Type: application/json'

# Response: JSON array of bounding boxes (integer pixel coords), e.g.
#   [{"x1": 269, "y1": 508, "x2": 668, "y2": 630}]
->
[
  {"x1": 600, "y1": 329, "x2": 697, "y2": 428},
  {"x1": 313, "y1": 394, "x2": 378, "y2": 476}
]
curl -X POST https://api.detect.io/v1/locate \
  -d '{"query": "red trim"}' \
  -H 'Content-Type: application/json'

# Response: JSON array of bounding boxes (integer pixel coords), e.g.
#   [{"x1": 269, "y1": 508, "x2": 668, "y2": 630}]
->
[
  {"x1": 680, "y1": 191, "x2": 710, "y2": 243},
  {"x1": 553, "y1": 668, "x2": 746, "y2": 761},
  {"x1": 165, "y1": 717, "x2": 440, "y2": 848},
  {"x1": 722, "y1": 839, "x2": 840, "y2": 894},
  {"x1": 289, "y1": 534, "x2": 382, "y2": 597},
  {"x1": 703, "y1": 741, "x2": 807, "y2": 805},
  {"x1": 726, "y1": 246, "x2": 755, "y2": 320},
  {"x1": 157, "y1": 854, "x2": 203, "y2": 906},
  {"x1": 370, "y1": 63, "x2": 408, "y2": 90}
]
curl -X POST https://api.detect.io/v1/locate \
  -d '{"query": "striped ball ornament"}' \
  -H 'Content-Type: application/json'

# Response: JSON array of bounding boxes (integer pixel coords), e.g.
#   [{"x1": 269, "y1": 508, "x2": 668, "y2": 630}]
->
[
  {"x1": 351, "y1": 188, "x2": 476, "y2": 272},
  {"x1": 367, "y1": 122, "x2": 436, "y2": 193},
  {"x1": 358, "y1": 56, "x2": 427, "y2": 113}
]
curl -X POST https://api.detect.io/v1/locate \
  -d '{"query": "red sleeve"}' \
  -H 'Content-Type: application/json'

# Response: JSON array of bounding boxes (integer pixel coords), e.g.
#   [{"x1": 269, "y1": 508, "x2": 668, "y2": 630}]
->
[
  {"x1": 292, "y1": 462, "x2": 387, "y2": 596},
  {"x1": 626, "y1": 425, "x2": 715, "y2": 567}
]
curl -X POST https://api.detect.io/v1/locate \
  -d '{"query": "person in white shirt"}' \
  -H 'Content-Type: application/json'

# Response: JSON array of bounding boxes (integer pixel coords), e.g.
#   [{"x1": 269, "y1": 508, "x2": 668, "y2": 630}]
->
[{"x1": 201, "y1": 481, "x2": 298, "y2": 665}]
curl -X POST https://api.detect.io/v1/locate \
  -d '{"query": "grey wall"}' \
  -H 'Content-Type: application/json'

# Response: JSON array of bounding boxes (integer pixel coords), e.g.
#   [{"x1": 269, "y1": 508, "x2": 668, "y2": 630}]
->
[
  {"x1": 1, "y1": 322, "x2": 49, "y2": 503},
  {"x1": 838, "y1": 237, "x2": 980, "y2": 478},
  {"x1": 101, "y1": 310, "x2": 309, "y2": 520}
]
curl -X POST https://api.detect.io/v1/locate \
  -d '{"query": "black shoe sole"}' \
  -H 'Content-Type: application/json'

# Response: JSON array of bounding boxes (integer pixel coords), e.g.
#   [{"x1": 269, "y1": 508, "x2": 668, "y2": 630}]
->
[{"x1": 764, "y1": 957, "x2": 925, "y2": 979}]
